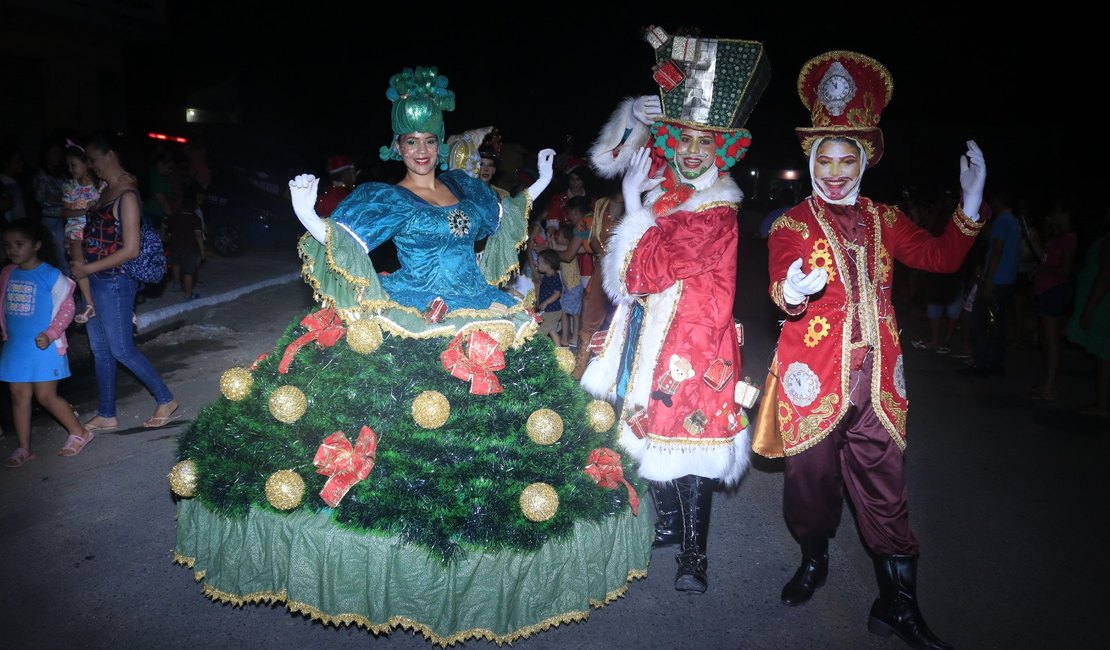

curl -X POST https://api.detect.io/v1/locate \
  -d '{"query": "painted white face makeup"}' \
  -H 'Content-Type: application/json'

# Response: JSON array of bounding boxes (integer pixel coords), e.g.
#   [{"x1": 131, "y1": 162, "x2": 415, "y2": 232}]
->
[{"x1": 813, "y1": 139, "x2": 861, "y2": 201}]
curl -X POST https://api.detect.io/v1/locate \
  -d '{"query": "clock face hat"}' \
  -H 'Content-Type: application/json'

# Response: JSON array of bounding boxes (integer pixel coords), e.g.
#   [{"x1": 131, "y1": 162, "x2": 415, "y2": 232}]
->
[{"x1": 795, "y1": 50, "x2": 893, "y2": 167}]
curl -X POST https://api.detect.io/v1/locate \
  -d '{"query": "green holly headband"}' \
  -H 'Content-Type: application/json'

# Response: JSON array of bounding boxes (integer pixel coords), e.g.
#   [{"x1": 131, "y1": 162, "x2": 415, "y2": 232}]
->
[
  {"x1": 378, "y1": 66, "x2": 456, "y2": 169},
  {"x1": 651, "y1": 121, "x2": 752, "y2": 172}
]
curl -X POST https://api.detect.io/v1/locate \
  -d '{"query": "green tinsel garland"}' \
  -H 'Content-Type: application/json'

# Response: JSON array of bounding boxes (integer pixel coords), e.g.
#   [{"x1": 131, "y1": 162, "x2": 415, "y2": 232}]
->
[{"x1": 176, "y1": 307, "x2": 644, "y2": 563}]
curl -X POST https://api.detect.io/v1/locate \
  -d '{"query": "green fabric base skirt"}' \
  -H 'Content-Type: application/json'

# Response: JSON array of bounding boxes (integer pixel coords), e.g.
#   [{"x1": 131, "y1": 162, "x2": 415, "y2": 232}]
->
[{"x1": 174, "y1": 499, "x2": 653, "y2": 646}]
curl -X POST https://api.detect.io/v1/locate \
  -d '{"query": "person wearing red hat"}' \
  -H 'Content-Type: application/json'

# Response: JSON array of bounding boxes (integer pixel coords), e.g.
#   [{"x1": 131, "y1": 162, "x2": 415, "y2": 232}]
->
[
  {"x1": 755, "y1": 51, "x2": 987, "y2": 649},
  {"x1": 581, "y1": 26, "x2": 770, "y2": 593},
  {"x1": 313, "y1": 155, "x2": 358, "y2": 218}
]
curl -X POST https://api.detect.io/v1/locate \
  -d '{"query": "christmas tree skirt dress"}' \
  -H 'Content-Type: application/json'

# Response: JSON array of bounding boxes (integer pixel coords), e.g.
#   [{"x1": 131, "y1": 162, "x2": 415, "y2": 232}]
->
[{"x1": 171, "y1": 298, "x2": 651, "y2": 645}]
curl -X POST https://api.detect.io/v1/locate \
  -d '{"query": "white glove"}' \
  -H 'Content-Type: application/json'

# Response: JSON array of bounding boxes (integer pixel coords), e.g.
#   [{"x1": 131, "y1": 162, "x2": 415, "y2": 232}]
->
[
  {"x1": 631, "y1": 95, "x2": 663, "y2": 125},
  {"x1": 959, "y1": 140, "x2": 986, "y2": 221},
  {"x1": 526, "y1": 148, "x2": 557, "y2": 199},
  {"x1": 782, "y1": 257, "x2": 828, "y2": 305},
  {"x1": 621, "y1": 147, "x2": 664, "y2": 214},
  {"x1": 288, "y1": 174, "x2": 326, "y2": 243}
]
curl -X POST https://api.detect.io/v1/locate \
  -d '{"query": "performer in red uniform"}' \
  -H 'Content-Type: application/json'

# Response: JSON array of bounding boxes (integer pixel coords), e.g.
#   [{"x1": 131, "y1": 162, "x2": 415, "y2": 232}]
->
[
  {"x1": 759, "y1": 51, "x2": 987, "y2": 649},
  {"x1": 581, "y1": 26, "x2": 770, "y2": 593},
  {"x1": 313, "y1": 155, "x2": 358, "y2": 218}
]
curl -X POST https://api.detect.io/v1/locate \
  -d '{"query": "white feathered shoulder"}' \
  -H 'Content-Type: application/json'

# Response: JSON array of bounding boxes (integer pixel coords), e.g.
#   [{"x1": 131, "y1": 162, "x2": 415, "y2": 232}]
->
[{"x1": 588, "y1": 97, "x2": 652, "y2": 179}]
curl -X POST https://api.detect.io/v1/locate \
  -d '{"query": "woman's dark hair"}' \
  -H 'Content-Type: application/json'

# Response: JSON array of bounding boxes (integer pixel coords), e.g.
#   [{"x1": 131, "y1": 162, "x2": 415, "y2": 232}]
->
[{"x1": 85, "y1": 131, "x2": 131, "y2": 167}]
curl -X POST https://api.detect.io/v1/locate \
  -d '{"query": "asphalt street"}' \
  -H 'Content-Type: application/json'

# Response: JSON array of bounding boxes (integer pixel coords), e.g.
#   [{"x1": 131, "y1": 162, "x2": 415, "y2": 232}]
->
[{"x1": 0, "y1": 239, "x2": 1106, "y2": 649}]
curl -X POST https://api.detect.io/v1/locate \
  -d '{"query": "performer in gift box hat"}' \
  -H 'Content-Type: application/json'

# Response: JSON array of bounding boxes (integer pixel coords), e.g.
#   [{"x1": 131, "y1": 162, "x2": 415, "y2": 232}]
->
[
  {"x1": 581, "y1": 25, "x2": 769, "y2": 593},
  {"x1": 758, "y1": 50, "x2": 987, "y2": 649}
]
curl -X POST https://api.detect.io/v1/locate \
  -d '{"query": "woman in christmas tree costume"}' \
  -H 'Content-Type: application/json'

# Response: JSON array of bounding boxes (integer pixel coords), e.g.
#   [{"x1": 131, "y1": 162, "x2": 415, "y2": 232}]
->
[{"x1": 172, "y1": 66, "x2": 652, "y2": 646}]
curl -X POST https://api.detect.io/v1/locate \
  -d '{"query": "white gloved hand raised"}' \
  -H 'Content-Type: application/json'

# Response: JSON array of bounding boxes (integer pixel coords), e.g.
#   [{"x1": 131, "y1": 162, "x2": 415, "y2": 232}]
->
[
  {"x1": 526, "y1": 148, "x2": 557, "y2": 199},
  {"x1": 621, "y1": 147, "x2": 664, "y2": 214},
  {"x1": 782, "y1": 257, "x2": 828, "y2": 305},
  {"x1": 288, "y1": 174, "x2": 326, "y2": 243},
  {"x1": 631, "y1": 95, "x2": 663, "y2": 125},
  {"x1": 959, "y1": 140, "x2": 986, "y2": 221}
]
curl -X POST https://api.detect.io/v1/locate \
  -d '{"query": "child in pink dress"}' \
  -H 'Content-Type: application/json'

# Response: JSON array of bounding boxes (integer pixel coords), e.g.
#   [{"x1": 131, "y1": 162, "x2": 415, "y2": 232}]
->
[{"x1": 62, "y1": 142, "x2": 105, "y2": 324}]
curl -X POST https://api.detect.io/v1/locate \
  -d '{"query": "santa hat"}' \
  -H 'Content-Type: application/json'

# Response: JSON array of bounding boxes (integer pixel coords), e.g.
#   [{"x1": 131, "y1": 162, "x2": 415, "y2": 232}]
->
[{"x1": 327, "y1": 155, "x2": 354, "y2": 174}]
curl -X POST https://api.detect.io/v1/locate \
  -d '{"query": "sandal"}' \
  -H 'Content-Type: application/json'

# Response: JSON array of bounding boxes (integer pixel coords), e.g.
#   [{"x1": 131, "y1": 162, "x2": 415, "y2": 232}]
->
[
  {"x1": 144, "y1": 402, "x2": 182, "y2": 428},
  {"x1": 74, "y1": 305, "x2": 96, "y2": 324},
  {"x1": 59, "y1": 430, "x2": 95, "y2": 457},
  {"x1": 5, "y1": 447, "x2": 36, "y2": 468}
]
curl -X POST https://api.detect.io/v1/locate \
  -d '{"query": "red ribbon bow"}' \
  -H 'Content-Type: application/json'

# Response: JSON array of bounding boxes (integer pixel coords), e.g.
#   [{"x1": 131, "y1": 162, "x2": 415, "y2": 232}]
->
[
  {"x1": 584, "y1": 447, "x2": 639, "y2": 515},
  {"x1": 312, "y1": 425, "x2": 378, "y2": 507},
  {"x1": 278, "y1": 307, "x2": 347, "y2": 374},
  {"x1": 439, "y1": 330, "x2": 505, "y2": 395}
]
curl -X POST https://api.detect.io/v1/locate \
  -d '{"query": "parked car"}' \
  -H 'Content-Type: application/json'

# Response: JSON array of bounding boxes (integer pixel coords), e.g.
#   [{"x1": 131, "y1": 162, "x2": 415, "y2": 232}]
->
[{"x1": 202, "y1": 165, "x2": 304, "y2": 256}]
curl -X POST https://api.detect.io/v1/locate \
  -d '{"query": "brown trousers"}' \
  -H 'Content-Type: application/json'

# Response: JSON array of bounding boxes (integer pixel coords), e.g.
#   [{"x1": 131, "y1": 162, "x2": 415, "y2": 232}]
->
[{"x1": 782, "y1": 352, "x2": 919, "y2": 555}]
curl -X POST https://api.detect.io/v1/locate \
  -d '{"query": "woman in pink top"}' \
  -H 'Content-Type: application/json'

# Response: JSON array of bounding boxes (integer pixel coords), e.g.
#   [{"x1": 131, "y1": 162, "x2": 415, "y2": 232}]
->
[{"x1": 1029, "y1": 204, "x2": 1077, "y2": 400}]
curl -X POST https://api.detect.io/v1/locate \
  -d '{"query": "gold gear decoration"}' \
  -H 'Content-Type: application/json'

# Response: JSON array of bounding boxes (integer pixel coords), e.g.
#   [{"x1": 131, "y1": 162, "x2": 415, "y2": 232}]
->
[
  {"x1": 804, "y1": 315, "x2": 830, "y2": 348},
  {"x1": 265, "y1": 469, "x2": 306, "y2": 511},
  {"x1": 554, "y1": 346, "x2": 576, "y2": 374},
  {"x1": 586, "y1": 400, "x2": 616, "y2": 432},
  {"x1": 808, "y1": 239, "x2": 836, "y2": 283},
  {"x1": 268, "y1": 385, "x2": 308, "y2": 423},
  {"x1": 519, "y1": 482, "x2": 559, "y2": 522},
  {"x1": 345, "y1": 319, "x2": 383, "y2": 355},
  {"x1": 411, "y1": 390, "x2": 450, "y2": 429},
  {"x1": 168, "y1": 460, "x2": 198, "y2": 498},
  {"x1": 526, "y1": 408, "x2": 564, "y2": 445},
  {"x1": 219, "y1": 367, "x2": 254, "y2": 401}
]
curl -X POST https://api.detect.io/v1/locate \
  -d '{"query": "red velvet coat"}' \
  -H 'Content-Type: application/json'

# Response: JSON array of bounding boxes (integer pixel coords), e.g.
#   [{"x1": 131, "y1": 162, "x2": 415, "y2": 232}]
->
[{"x1": 767, "y1": 196, "x2": 983, "y2": 455}]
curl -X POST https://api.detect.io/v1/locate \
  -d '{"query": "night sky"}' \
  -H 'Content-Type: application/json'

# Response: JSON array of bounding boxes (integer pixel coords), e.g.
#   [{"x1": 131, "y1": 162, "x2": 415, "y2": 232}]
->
[{"x1": 153, "y1": 3, "x2": 1085, "y2": 209}]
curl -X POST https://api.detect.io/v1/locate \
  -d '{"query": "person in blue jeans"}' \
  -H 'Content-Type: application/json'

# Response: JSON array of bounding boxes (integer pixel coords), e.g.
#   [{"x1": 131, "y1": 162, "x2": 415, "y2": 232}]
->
[
  {"x1": 963, "y1": 187, "x2": 1022, "y2": 375},
  {"x1": 69, "y1": 132, "x2": 179, "y2": 430}
]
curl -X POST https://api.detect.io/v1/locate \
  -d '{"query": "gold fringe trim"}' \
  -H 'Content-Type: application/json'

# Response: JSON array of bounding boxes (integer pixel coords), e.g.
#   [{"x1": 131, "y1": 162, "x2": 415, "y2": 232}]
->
[
  {"x1": 175, "y1": 552, "x2": 646, "y2": 648},
  {"x1": 769, "y1": 214, "x2": 809, "y2": 239}
]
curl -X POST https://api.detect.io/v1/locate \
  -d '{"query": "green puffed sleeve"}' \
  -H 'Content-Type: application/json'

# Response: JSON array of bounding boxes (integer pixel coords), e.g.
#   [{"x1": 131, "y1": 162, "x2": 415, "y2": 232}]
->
[
  {"x1": 297, "y1": 223, "x2": 389, "y2": 311},
  {"x1": 478, "y1": 190, "x2": 533, "y2": 287}
]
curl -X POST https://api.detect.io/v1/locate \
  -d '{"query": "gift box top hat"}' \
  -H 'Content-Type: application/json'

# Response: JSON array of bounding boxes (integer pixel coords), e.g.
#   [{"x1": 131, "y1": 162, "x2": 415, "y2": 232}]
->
[
  {"x1": 795, "y1": 50, "x2": 893, "y2": 167},
  {"x1": 642, "y1": 25, "x2": 770, "y2": 132}
]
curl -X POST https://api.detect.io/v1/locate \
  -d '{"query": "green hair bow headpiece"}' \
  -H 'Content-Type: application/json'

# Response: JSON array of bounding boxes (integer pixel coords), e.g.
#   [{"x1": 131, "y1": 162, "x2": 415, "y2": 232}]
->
[{"x1": 379, "y1": 66, "x2": 456, "y2": 169}]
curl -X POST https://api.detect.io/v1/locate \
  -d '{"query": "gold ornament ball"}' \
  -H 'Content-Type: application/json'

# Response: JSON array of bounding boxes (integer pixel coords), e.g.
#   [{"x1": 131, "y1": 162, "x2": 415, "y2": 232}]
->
[
  {"x1": 526, "y1": 408, "x2": 564, "y2": 445},
  {"x1": 268, "y1": 385, "x2": 308, "y2": 423},
  {"x1": 219, "y1": 367, "x2": 254, "y2": 401},
  {"x1": 265, "y1": 470, "x2": 305, "y2": 511},
  {"x1": 554, "y1": 346, "x2": 576, "y2": 374},
  {"x1": 586, "y1": 400, "x2": 617, "y2": 432},
  {"x1": 169, "y1": 460, "x2": 198, "y2": 498},
  {"x1": 520, "y1": 482, "x2": 559, "y2": 522},
  {"x1": 412, "y1": 390, "x2": 450, "y2": 429},
  {"x1": 346, "y1": 319, "x2": 383, "y2": 355}
]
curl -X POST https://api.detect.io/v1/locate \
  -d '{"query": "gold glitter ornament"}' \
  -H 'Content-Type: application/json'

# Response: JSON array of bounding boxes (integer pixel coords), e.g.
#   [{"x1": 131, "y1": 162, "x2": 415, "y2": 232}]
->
[
  {"x1": 586, "y1": 400, "x2": 616, "y2": 432},
  {"x1": 168, "y1": 460, "x2": 198, "y2": 498},
  {"x1": 520, "y1": 482, "x2": 559, "y2": 522},
  {"x1": 345, "y1": 319, "x2": 382, "y2": 355},
  {"x1": 265, "y1": 470, "x2": 305, "y2": 511},
  {"x1": 526, "y1": 408, "x2": 564, "y2": 445},
  {"x1": 268, "y1": 385, "x2": 308, "y2": 423},
  {"x1": 554, "y1": 346, "x2": 575, "y2": 374},
  {"x1": 411, "y1": 390, "x2": 450, "y2": 429},
  {"x1": 219, "y1": 367, "x2": 254, "y2": 401}
]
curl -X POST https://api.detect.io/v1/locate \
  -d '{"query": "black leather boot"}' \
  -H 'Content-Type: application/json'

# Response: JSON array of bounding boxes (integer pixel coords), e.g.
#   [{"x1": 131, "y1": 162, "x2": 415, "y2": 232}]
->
[
  {"x1": 649, "y1": 480, "x2": 682, "y2": 548},
  {"x1": 868, "y1": 554, "x2": 952, "y2": 649},
  {"x1": 780, "y1": 536, "x2": 829, "y2": 605},
  {"x1": 673, "y1": 474, "x2": 714, "y2": 593}
]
